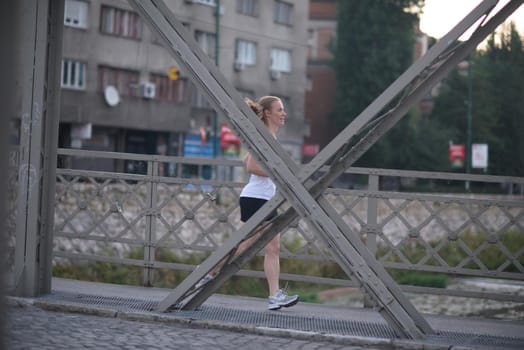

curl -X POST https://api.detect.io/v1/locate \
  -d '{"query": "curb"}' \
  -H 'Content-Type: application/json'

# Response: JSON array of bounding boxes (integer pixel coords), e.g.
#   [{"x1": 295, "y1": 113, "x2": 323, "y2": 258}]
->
[
  {"x1": 7, "y1": 296, "x2": 475, "y2": 350},
  {"x1": 6, "y1": 296, "x2": 35, "y2": 308}
]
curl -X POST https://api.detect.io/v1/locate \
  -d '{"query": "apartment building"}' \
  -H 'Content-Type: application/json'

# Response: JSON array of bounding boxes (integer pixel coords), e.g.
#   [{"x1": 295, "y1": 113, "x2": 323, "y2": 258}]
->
[
  {"x1": 303, "y1": 0, "x2": 337, "y2": 162},
  {"x1": 58, "y1": 0, "x2": 309, "y2": 173}
]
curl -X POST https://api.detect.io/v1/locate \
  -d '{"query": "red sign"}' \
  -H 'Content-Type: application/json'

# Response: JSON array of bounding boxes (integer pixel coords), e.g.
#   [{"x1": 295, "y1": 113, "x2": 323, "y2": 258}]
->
[
  {"x1": 449, "y1": 144, "x2": 465, "y2": 168},
  {"x1": 220, "y1": 124, "x2": 241, "y2": 149},
  {"x1": 302, "y1": 144, "x2": 319, "y2": 156}
]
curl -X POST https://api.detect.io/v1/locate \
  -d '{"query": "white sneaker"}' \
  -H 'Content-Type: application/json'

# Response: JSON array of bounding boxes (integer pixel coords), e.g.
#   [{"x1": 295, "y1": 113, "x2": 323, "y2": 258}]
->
[
  {"x1": 268, "y1": 289, "x2": 299, "y2": 310},
  {"x1": 193, "y1": 274, "x2": 214, "y2": 291},
  {"x1": 177, "y1": 274, "x2": 214, "y2": 308}
]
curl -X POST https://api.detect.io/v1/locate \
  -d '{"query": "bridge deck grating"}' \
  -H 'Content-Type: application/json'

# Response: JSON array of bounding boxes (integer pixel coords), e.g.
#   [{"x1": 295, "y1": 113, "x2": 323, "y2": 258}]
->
[{"x1": 41, "y1": 291, "x2": 524, "y2": 349}]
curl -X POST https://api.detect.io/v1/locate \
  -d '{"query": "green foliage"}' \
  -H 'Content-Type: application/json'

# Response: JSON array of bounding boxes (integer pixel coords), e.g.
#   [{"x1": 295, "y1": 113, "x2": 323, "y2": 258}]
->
[
  {"x1": 385, "y1": 113, "x2": 455, "y2": 171},
  {"x1": 390, "y1": 271, "x2": 448, "y2": 288},
  {"x1": 53, "y1": 261, "x2": 143, "y2": 286},
  {"x1": 452, "y1": 229, "x2": 524, "y2": 271},
  {"x1": 149, "y1": 248, "x2": 210, "y2": 288},
  {"x1": 430, "y1": 24, "x2": 524, "y2": 176},
  {"x1": 333, "y1": 3, "x2": 523, "y2": 175},
  {"x1": 333, "y1": 0, "x2": 422, "y2": 126},
  {"x1": 288, "y1": 287, "x2": 320, "y2": 303},
  {"x1": 53, "y1": 228, "x2": 523, "y2": 302},
  {"x1": 376, "y1": 228, "x2": 524, "y2": 288},
  {"x1": 332, "y1": 0, "x2": 424, "y2": 168},
  {"x1": 53, "y1": 245, "x2": 143, "y2": 285}
]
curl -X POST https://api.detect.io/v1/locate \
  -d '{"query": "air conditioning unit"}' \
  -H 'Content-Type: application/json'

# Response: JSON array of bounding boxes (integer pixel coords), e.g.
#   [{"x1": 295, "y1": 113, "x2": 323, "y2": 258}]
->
[
  {"x1": 185, "y1": 0, "x2": 214, "y2": 5},
  {"x1": 139, "y1": 82, "x2": 156, "y2": 99},
  {"x1": 270, "y1": 69, "x2": 281, "y2": 80},
  {"x1": 233, "y1": 61, "x2": 245, "y2": 72}
]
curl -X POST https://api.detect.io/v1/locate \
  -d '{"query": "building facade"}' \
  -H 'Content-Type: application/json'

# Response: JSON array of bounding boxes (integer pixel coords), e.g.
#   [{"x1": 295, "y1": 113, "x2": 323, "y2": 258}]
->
[
  {"x1": 55, "y1": 0, "x2": 309, "y2": 173},
  {"x1": 303, "y1": 0, "x2": 337, "y2": 162}
]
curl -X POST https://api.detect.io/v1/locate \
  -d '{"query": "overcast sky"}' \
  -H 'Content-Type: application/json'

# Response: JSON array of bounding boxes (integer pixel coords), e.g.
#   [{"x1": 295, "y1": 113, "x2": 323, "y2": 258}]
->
[{"x1": 420, "y1": 0, "x2": 524, "y2": 39}]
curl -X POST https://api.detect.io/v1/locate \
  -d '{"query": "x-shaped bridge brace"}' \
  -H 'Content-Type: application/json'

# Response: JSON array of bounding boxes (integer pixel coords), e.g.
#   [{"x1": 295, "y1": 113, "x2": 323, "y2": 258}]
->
[{"x1": 128, "y1": 0, "x2": 522, "y2": 339}]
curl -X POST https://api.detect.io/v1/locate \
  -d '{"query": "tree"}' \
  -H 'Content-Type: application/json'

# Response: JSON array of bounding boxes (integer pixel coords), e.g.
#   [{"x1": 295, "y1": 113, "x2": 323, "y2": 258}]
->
[
  {"x1": 332, "y1": 0, "x2": 424, "y2": 168},
  {"x1": 476, "y1": 24, "x2": 524, "y2": 176},
  {"x1": 430, "y1": 24, "x2": 524, "y2": 176}
]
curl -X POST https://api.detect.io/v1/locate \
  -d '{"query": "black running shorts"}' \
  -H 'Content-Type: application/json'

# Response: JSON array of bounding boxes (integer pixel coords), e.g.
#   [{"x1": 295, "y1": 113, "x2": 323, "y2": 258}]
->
[{"x1": 239, "y1": 197, "x2": 278, "y2": 222}]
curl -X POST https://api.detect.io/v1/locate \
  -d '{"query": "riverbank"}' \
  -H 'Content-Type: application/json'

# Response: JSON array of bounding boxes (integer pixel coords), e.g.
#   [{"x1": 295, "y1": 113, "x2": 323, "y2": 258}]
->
[{"x1": 318, "y1": 278, "x2": 524, "y2": 321}]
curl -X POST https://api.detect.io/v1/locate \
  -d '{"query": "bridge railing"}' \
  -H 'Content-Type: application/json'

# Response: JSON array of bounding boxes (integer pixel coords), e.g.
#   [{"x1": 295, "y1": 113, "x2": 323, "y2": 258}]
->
[{"x1": 6, "y1": 148, "x2": 524, "y2": 302}]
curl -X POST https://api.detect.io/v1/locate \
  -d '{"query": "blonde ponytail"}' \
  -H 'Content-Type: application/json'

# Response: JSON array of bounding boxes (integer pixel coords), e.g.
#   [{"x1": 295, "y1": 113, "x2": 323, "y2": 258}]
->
[{"x1": 244, "y1": 96, "x2": 280, "y2": 125}]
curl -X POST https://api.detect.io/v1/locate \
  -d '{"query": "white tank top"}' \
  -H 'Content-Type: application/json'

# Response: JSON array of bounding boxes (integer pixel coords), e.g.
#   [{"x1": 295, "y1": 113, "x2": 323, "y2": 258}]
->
[{"x1": 240, "y1": 174, "x2": 276, "y2": 200}]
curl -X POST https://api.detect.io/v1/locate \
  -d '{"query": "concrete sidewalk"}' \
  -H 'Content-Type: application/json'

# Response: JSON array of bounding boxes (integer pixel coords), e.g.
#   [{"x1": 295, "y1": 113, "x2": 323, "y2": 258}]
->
[{"x1": 7, "y1": 278, "x2": 524, "y2": 350}]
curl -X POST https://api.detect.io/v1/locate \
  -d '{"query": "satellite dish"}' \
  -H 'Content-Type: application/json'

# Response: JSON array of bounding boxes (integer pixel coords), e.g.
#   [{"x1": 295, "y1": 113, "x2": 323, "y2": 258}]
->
[{"x1": 104, "y1": 85, "x2": 120, "y2": 107}]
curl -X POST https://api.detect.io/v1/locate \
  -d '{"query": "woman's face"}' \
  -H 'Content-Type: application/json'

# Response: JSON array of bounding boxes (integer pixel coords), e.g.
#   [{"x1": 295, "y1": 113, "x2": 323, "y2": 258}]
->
[{"x1": 265, "y1": 99, "x2": 286, "y2": 127}]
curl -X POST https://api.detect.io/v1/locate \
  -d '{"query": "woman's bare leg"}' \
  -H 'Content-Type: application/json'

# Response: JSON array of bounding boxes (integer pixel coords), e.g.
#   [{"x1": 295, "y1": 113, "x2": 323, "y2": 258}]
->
[
  {"x1": 207, "y1": 222, "x2": 269, "y2": 275},
  {"x1": 264, "y1": 234, "x2": 280, "y2": 296},
  {"x1": 205, "y1": 222, "x2": 281, "y2": 296}
]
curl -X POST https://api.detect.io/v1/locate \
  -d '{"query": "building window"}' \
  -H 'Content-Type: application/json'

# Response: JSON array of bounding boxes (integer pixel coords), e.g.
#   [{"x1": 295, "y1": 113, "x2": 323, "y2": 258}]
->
[
  {"x1": 152, "y1": 22, "x2": 190, "y2": 45},
  {"x1": 189, "y1": 82, "x2": 213, "y2": 109},
  {"x1": 100, "y1": 6, "x2": 141, "y2": 39},
  {"x1": 191, "y1": 0, "x2": 216, "y2": 6},
  {"x1": 61, "y1": 60, "x2": 86, "y2": 89},
  {"x1": 236, "y1": 88, "x2": 255, "y2": 101},
  {"x1": 64, "y1": 0, "x2": 88, "y2": 28},
  {"x1": 98, "y1": 66, "x2": 139, "y2": 97},
  {"x1": 192, "y1": 92, "x2": 212, "y2": 108},
  {"x1": 307, "y1": 28, "x2": 316, "y2": 58},
  {"x1": 195, "y1": 30, "x2": 216, "y2": 60},
  {"x1": 273, "y1": 1, "x2": 293, "y2": 26},
  {"x1": 270, "y1": 48, "x2": 291, "y2": 72},
  {"x1": 236, "y1": 0, "x2": 259, "y2": 17},
  {"x1": 150, "y1": 74, "x2": 186, "y2": 103},
  {"x1": 235, "y1": 40, "x2": 256, "y2": 66}
]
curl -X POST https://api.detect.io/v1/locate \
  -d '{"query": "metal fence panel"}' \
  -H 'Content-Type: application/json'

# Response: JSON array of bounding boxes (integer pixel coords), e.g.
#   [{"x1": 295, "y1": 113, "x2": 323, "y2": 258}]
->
[{"x1": 48, "y1": 149, "x2": 524, "y2": 303}]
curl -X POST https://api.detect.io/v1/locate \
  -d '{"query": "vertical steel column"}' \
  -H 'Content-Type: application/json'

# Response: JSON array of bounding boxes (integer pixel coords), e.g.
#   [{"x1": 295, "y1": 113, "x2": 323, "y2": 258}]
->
[
  {"x1": 366, "y1": 175, "x2": 379, "y2": 255},
  {"x1": 144, "y1": 160, "x2": 158, "y2": 286},
  {"x1": 465, "y1": 55, "x2": 473, "y2": 191},
  {"x1": 1, "y1": 1, "x2": 18, "y2": 344},
  {"x1": 13, "y1": 0, "x2": 64, "y2": 297},
  {"x1": 213, "y1": 0, "x2": 220, "y2": 161},
  {"x1": 39, "y1": 0, "x2": 65, "y2": 294},
  {"x1": 364, "y1": 174, "x2": 379, "y2": 308}
]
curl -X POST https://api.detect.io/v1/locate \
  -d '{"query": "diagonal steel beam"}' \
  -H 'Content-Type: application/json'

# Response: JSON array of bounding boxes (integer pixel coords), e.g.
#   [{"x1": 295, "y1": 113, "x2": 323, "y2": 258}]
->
[
  {"x1": 182, "y1": 0, "x2": 521, "y2": 337},
  {"x1": 144, "y1": 0, "x2": 497, "y2": 292},
  {"x1": 180, "y1": 0, "x2": 518, "y2": 320},
  {"x1": 126, "y1": 0, "x2": 434, "y2": 338},
  {"x1": 175, "y1": 2, "x2": 520, "y2": 316},
  {"x1": 131, "y1": 0, "x2": 512, "y2": 336},
  {"x1": 314, "y1": 0, "x2": 523, "y2": 196},
  {"x1": 128, "y1": 0, "x2": 520, "y2": 338}
]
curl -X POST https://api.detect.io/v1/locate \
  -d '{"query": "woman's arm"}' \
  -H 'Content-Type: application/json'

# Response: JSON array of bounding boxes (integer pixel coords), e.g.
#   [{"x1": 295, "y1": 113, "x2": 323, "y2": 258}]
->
[{"x1": 244, "y1": 153, "x2": 267, "y2": 177}]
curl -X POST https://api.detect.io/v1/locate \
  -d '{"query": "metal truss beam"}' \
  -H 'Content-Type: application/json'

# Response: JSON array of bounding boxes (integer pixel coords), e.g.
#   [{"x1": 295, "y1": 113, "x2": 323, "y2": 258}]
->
[
  {"x1": 13, "y1": 0, "x2": 64, "y2": 297},
  {"x1": 128, "y1": 0, "x2": 521, "y2": 339}
]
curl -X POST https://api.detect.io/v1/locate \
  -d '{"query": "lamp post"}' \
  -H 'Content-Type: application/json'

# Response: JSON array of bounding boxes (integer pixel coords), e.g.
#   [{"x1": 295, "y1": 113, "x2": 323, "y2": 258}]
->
[
  {"x1": 213, "y1": 0, "x2": 220, "y2": 159},
  {"x1": 465, "y1": 55, "x2": 472, "y2": 191}
]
